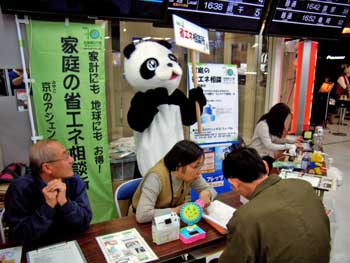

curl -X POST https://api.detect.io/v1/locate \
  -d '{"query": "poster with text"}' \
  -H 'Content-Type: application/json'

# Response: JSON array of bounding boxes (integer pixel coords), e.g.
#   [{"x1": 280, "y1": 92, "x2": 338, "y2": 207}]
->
[
  {"x1": 28, "y1": 20, "x2": 115, "y2": 223},
  {"x1": 188, "y1": 63, "x2": 238, "y2": 144},
  {"x1": 191, "y1": 142, "x2": 233, "y2": 201}
]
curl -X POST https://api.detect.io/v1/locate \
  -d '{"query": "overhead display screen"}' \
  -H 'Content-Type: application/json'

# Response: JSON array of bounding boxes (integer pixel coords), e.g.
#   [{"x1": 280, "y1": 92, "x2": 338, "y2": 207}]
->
[
  {"x1": 265, "y1": 0, "x2": 350, "y2": 39},
  {"x1": 167, "y1": 0, "x2": 268, "y2": 34},
  {"x1": 0, "y1": 0, "x2": 166, "y2": 22}
]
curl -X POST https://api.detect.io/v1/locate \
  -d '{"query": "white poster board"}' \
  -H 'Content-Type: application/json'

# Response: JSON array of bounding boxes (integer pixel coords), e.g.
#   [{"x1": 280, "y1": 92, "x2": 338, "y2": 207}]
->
[
  {"x1": 188, "y1": 63, "x2": 238, "y2": 144},
  {"x1": 172, "y1": 14, "x2": 209, "y2": 54}
]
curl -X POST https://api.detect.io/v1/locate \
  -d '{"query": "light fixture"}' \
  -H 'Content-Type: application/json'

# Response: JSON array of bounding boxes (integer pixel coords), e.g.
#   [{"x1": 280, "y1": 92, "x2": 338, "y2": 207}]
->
[
  {"x1": 342, "y1": 27, "x2": 350, "y2": 34},
  {"x1": 326, "y1": 55, "x2": 345, "y2": 60}
]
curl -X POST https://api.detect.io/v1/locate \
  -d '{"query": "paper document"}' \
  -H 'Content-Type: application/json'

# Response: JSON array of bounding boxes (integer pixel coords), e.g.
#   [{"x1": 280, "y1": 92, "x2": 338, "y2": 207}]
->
[
  {"x1": 279, "y1": 170, "x2": 321, "y2": 188},
  {"x1": 0, "y1": 246, "x2": 22, "y2": 263},
  {"x1": 27, "y1": 241, "x2": 86, "y2": 263},
  {"x1": 96, "y1": 228, "x2": 158, "y2": 263},
  {"x1": 202, "y1": 200, "x2": 236, "y2": 232}
]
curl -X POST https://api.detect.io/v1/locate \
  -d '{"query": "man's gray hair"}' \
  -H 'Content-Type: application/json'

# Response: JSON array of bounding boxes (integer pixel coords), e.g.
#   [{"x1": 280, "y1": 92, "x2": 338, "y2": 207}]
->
[{"x1": 29, "y1": 139, "x2": 60, "y2": 174}]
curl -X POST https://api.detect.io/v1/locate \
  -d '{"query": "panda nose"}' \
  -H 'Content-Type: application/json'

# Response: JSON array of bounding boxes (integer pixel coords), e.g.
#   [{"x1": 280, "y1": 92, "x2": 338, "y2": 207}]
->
[{"x1": 167, "y1": 63, "x2": 173, "y2": 67}]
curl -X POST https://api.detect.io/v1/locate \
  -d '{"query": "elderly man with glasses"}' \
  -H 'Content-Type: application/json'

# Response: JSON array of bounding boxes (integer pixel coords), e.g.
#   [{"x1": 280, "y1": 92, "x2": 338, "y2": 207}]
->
[{"x1": 4, "y1": 139, "x2": 92, "y2": 249}]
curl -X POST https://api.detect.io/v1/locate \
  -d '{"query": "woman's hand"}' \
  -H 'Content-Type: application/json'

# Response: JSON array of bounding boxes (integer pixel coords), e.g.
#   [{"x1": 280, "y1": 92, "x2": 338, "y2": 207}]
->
[
  {"x1": 199, "y1": 190, "x2": 212, "y2": 208},
  {"x1": 171, "y1": 204, "x2": 183, "y2": 214},
  {"x1": 295, "y1": 136, "x2": 304, "y2": 143}
]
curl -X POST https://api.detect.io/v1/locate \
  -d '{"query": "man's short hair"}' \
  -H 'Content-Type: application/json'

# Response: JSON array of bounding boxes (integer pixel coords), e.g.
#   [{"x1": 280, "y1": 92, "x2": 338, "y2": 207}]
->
[
  {"x1": 164, "y1": 140, "x2": 204, "y2": 171},
  {"x1": 29, "y1": 139, "x2": 60, "y2": 174},
  {"x1": 222, "y1": 147, "x2": 267, "y2": 183}
]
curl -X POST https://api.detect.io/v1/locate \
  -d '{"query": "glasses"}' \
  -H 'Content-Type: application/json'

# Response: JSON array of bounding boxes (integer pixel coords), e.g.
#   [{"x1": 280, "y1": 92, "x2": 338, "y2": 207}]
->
[
  {"x1": 41, "y1": 152, "x2": 71, "y2": 166},
  {"x1": 191, "y1": 163, "x2": 204, "y2": 171}
]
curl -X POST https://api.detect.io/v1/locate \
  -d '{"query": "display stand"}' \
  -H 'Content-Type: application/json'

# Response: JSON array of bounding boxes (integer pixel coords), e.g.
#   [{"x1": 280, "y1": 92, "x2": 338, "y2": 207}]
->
[{"x1": 323, "y1": 89, "x2": 333, "y2": 128}]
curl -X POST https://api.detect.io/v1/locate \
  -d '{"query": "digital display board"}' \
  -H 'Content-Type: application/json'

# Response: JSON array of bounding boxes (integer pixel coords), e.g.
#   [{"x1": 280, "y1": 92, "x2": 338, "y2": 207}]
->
[
  {"x1": 266, "y1": 0, "x2": 350, "y2": 39},
  {"x1": 166, "y1": 0, "x2": 268, "y2": 34},
  {"x1": 0, "y1": 0, "x2": 166, "y2": 22}
]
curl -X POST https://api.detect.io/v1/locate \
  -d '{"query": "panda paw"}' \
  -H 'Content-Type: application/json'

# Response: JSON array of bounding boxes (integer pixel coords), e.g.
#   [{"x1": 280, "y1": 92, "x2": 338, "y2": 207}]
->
[
  {"x1": 145, "y1": 87, "x2": 169, "y2": 107},
  {"x1": 189, "y1": 87, "x2": 207, "y2": 107}
]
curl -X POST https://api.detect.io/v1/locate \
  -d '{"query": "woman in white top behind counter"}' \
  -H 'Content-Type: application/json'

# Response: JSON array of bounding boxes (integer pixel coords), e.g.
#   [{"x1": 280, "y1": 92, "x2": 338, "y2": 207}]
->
[{"x1": 250, "y1": 102, "x2": 303, "y2": 160}]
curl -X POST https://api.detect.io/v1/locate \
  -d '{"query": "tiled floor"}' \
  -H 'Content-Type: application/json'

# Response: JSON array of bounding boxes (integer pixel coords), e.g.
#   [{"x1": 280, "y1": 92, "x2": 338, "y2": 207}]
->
[{"x1": 322, "y1": 117, "x2": 350, "y2": 263}]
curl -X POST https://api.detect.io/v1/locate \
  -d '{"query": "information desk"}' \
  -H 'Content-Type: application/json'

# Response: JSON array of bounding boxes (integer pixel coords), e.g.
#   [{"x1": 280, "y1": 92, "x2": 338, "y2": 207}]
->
[
  {"x1": 12, "y1": 191, "x2": 240, "y2": 262},
  {"x1": 76, "y1": 191, "x2": 240, "y2": 262}
]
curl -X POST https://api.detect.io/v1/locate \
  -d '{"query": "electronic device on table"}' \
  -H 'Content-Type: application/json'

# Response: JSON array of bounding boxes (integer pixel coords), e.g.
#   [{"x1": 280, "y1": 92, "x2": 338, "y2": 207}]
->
[
  {"x1": 179, "y1": 200, "x2": 206, "y2": 244},
  {"x1": 152, "y1": 211, "x2": 180, "y2": 245}
]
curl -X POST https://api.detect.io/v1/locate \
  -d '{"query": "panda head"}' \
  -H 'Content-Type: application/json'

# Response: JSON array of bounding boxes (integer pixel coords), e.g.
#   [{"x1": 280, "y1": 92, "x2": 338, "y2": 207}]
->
[{"x1": 123, "y1": 40, "x2": 182, "y2": 94}]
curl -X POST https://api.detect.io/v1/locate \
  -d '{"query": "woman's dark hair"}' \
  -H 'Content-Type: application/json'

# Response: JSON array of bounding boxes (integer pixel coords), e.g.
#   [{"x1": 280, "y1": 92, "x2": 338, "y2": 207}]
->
[
  {"x1": 164, "y1": 140, "x2": 204, "y2": 171},
  {"x1": 223, "y1": 147, "x2": 267, "y2": 183},
  {"x1": 258, "y1": 102, "x2": 291, "y2": 138}
]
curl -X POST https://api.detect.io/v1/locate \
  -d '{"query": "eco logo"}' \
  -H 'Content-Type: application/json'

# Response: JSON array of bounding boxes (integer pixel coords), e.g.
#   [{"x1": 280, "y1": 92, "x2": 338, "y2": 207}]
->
[{"x1": 90, "y1": 29, "x2": 100, "y2": 39}]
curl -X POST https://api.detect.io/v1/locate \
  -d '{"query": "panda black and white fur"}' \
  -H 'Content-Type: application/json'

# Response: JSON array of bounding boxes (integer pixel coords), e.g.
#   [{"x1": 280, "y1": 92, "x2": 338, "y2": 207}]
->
[{"x1": 124, "y1": 40, "x2": 206, "y2": 176}]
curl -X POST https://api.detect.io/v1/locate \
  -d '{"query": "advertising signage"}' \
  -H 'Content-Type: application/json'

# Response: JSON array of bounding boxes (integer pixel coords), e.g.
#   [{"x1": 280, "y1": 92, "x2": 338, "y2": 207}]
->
[
  {"x1": 266, "y1": 0, "x2": 350, "y2": 39},
  {"x1": 167, "y1": 0, "x2": 268, "y2": 33}
]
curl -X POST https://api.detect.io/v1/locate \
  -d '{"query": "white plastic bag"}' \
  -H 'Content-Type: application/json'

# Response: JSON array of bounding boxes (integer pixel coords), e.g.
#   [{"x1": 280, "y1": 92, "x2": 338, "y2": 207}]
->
[{"x1": 327, "y1": 166, "x2": 343, "y2": 187}]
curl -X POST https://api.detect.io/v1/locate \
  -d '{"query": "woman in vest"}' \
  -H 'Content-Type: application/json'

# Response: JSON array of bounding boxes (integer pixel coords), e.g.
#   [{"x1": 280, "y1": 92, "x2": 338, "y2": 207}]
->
[{"x1": 132, "y1": 140, "x2": 217, "y2": 223}]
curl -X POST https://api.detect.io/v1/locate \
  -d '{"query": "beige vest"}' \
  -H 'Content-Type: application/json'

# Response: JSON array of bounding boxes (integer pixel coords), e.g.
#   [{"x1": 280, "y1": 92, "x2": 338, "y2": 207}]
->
[{"x1": 132, "y1": 159, "x2": 190, "y2": 210}]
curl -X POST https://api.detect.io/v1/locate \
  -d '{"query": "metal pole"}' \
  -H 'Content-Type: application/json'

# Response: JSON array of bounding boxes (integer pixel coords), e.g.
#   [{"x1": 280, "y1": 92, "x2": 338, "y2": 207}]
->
[
  {"x1": 4, "y1": 69, "x2": 12, "y2": 96},
  {"x1": 15, "y1": 15, "x2": 40, "y2": 144},
  {"x1": 324, "y1": 90, "x2": 331, "y2": 128}
]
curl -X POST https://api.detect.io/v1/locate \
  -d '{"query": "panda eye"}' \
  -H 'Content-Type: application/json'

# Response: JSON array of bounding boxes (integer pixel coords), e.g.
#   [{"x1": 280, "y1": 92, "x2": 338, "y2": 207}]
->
[
  {"x1": 168, "y1": 54, "x2": 177, "y2": 62},
  {"x1": 146, "y1": 58, "x2": 159, "y2": 71}
]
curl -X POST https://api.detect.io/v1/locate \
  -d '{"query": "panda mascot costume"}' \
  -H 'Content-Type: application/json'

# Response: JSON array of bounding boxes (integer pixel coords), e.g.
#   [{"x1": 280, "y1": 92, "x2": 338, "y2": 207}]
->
[{"x1": 123, "y1": 40, "x2": 206, "y2": 176}]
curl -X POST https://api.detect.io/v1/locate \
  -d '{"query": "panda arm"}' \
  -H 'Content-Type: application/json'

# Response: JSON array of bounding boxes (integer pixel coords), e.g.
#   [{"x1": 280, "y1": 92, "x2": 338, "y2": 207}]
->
[
  {"x1": 127, "y1": 88, "x2": 169, "y2": 132},
  {"x1": 170, "y1": 87, "x2": 207, "y2": 126},
  {"x1": 127, "y1": 92, "x2": 159, "y2": 132}
]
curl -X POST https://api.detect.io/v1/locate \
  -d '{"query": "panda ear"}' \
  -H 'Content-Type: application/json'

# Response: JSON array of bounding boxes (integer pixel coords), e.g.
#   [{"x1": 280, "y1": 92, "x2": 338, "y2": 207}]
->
[
  {"x1": 123, "y1": 43, "x2": 136, "y2": 59},
  {"x1": 157, "y1": 40, "x2": 172, "y2": 50}
]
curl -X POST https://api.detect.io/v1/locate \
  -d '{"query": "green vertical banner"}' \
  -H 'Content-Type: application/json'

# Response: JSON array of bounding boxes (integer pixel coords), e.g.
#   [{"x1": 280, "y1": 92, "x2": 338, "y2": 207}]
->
[{"x1": 28, "y1": 20, "x2": 115, "y2": 223}]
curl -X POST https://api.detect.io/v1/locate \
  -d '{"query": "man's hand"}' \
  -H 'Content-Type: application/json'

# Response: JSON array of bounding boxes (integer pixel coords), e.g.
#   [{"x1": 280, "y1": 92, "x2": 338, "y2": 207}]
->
[
  {"x1": 42, "y1": 184, "x2": 58, "y2": 208},
  {"x1": 56, "y1": 180, "x2": 68, "y2": 206},
  {"x1": 44, "y1": 179, "x2": 68, "y2": 207}
]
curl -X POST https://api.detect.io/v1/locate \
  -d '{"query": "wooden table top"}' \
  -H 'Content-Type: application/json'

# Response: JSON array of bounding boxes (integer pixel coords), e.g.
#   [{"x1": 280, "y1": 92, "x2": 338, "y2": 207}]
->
[
  {"x1": 72, "y1": 191, "x2": 241, "y2": 262},
  {"x1": 3, "y1": 191, "x2": 240, "y2": 262}
]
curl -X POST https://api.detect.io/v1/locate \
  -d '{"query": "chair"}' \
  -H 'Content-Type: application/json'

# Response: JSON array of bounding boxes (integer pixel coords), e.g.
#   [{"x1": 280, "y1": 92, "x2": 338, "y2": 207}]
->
[
  {"x1": 114, "y1": 178, "x2": 142, "y2": 218},
  {"x1": 0, "y1": 208, "x2": 6, "y2": 243}
]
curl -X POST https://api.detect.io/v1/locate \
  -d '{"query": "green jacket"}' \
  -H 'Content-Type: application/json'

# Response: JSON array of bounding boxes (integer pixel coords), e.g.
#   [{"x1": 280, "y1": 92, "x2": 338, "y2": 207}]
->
[{"x1": 219, "y1": 174, "x2": 330, "y2": 263}]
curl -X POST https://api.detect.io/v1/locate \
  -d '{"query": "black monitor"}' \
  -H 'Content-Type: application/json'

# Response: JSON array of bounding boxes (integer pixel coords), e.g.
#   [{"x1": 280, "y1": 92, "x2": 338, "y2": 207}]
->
[
  {"x1": 0, "y1": 0, "x2": 167, "y2": 22},
  {"x1": 265, "y1": 0, "x2": 350, "y2": 40},
  {"x1": 163, "y1": 0, "x2": 269, "y2": 34}
]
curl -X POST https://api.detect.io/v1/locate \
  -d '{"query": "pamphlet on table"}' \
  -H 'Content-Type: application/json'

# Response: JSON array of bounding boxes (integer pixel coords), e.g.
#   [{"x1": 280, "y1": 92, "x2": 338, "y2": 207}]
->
[
  {"x1": 279, "y1": 170, "x2": 336, "y2": 191},
  {"x1": 0, "y1": 246, "x2": 22, "y2": 263},
  {"x1": 202, "y1": 200, "x2": 236, "y2": 234},
  {"x1": 26, "y1": 241, "x2": 86, "y2": 263},
  {"x1": 96, "y1": 228, "x2": 158, "y2": 263}
]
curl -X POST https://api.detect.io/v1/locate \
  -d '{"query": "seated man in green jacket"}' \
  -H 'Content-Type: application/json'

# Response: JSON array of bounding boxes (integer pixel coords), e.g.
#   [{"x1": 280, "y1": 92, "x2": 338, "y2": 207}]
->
[{"x1": 220, "y1": 147, "x2": 330, "y2": 263}]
